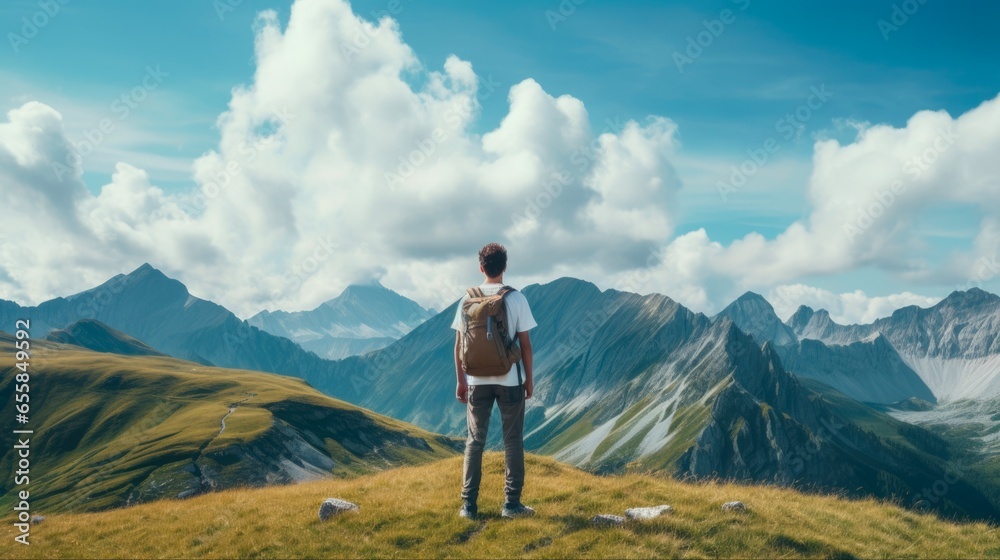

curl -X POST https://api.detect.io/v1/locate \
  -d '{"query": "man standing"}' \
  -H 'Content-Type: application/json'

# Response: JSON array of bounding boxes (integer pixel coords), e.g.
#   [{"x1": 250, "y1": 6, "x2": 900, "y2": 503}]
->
[{"x1": 452, "y1": 242, "x2": 537, "y2": 520}]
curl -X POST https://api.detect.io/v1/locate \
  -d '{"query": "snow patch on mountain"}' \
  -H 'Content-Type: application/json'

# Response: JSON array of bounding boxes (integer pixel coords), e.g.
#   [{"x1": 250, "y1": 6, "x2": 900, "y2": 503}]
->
[
  {"x1": 598, "y1": 386, "x2": 684, "y2": 462},
  {"x1": 900, "y1": 354, "x2": 1000, "y2": 401},
  {"x1": 555, "y1": 411, "x2": 623, "y2": 464},
  {"x1": 636, "y1": 383, "x2": 686, "y2": 457}
]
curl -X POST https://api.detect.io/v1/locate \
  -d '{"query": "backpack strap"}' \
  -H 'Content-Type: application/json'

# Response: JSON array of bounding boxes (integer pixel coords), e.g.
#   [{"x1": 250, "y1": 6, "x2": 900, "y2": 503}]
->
[
  {"x1": 467, "y1": 287, "x2": 485, "y2": 299},
  {"x1": 497, "y1": 286, "x2": 524, "y2": 388}
]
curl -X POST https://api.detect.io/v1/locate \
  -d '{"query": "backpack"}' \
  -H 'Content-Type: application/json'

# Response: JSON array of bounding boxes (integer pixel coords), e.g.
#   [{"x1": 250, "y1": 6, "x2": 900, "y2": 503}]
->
[{"x1": 460, "y1": 286, "x2": 522, "y2": 378}]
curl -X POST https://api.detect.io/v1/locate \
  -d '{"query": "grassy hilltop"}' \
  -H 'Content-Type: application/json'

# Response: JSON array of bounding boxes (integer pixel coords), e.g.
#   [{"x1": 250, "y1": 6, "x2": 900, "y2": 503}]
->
[
  {"x1": 7, "y1": 453, "x2": 999, "y2": 559},
  {"x1": 0, "y1": 332, "x2": 459, "y2": 513}
]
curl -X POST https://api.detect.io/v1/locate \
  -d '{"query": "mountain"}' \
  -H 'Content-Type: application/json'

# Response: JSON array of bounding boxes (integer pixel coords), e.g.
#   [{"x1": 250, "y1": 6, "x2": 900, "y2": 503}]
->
[
  {"x1": 13, "y1": 454, "x2": 1000, "y2": 559},
  {"x1": 0, "y1": 263, "x2": 351, "y2": 387},
  {"x1": 786, "y1": 305, "x2": 843, "y2": 342},
  {"x1": 310, "y1": 278, "x2": 1000, "y2": 520},
  {"x1": 787, "y1": 288, "x2": 1000, "y2": 401},
  {"x1": 44, "y1": 318, "x2": 166, "y2": 356},
  {"x1": 247, "y1": 282, "x2": 434, "y2": 360},
  {"x1": 0, "y1": 332, "x2": 459, "y2": 513},
  {"x1": 713, "y1": 291, "x2": 797, "y2": 347},
  {"x1": 774, "y1": 334, "x2": 936, "y2": 405},
  {"x1": 715, "y1": 292, "x2": 936, "y2": 405}
]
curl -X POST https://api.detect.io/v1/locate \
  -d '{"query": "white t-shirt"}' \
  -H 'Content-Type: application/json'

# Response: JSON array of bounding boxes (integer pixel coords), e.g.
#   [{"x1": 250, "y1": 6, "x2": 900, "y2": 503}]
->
[{"x1": 451, "y1": 282, "x2": 537, "y2": 387}]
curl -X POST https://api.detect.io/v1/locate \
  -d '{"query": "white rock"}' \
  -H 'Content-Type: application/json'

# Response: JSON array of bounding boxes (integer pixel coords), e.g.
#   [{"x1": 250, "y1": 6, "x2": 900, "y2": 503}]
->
[
  {"x1": 319, "y1": 498, "x2": 359, "y2": 521},
  {"x1": 721, "y1": 501, "x2": 747, "y2": 512},
  {"x1": 625, "y1": 505, "x2": 673, "y2": 519},
  {"x1": 30, "y1": 515, "x2": 45, "y2": 525},
  {"x1": 590, "y1": 514, "x2": 625, "y2": 527}
]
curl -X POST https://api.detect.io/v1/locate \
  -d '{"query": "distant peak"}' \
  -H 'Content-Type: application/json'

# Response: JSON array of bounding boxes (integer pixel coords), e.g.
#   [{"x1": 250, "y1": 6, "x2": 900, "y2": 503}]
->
[
  {"x1": 940, "y1": 287, "x2": 999, "y2": 307},
  {"x1": 736, "y1": 291, "x2": 769, "y2": 304},
  {"x1": 126, "y1": 262, "x2": 167, "y2": 280},
  {"x1": 549, "y1": 277, "x2": 600, "y2": 290},
  {"x1": 716, "y1": 291, "x2": 777, "y2": 319},
  {"x1": 334, "y1": 281, "x2": 398, "y2": 301},
  {"x1": 530, "y1": 277, "x2": 602, "y2": 298},
  {"x1": 786, "y1": 305, "x2": 815, "y2": 329}
]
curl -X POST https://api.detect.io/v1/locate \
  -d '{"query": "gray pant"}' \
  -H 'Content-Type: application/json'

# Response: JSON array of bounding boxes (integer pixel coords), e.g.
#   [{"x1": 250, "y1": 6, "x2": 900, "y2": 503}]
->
[{"x1": 462, "y1": 384, "x2": 525, "y2": 505}]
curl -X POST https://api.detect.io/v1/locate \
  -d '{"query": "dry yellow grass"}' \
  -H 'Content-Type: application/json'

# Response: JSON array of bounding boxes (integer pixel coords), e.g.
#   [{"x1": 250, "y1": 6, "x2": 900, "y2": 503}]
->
[{"x1": 6, "y1": 453, "x2": 1000, "y2": 559}]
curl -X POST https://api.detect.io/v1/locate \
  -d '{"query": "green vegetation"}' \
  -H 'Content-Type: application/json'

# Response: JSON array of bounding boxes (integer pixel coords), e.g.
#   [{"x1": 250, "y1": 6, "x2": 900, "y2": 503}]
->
[
  {"x1": 9, "y1": 453, "x2": 1000, "y2": 559},
  {"x1": 0, "y1": 335, "x2": 458, "y2": 514}
]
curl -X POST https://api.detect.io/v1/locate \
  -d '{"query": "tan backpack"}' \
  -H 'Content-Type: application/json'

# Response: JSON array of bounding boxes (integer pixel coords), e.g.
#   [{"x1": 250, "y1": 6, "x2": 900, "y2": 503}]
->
[{"x1": 460, "y1": 286, "x2": 522, "y2": 378}]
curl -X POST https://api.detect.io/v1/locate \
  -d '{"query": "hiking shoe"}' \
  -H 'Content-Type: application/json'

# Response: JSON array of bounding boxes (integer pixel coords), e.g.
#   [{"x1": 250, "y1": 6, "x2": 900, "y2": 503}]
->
[
  {"x1": 459, "y1": 502, "x2": 478, "y2": 520},
  {"x1": 501, "y1": 502, "x2": 535, "y2": 519}
]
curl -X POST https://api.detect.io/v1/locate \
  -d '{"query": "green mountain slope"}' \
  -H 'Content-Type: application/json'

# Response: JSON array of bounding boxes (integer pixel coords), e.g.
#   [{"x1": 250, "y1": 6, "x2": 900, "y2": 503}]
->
[
  {"x1": 43, "y1": 318, "x2": 166, "y2": 356},
  {"x1": 0, "y1": 333, "x2": 459, "y2": 513},
  {"x1": 9, "y1": 454, "x2": 1000, "y2": 559}
]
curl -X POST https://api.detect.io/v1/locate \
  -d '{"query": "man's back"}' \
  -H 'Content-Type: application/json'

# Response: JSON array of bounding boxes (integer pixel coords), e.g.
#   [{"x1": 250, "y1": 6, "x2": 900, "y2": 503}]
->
[
  {"x1": 453, "y1": 242, "x2": 537, "y2": 520},
  {"x1": 452, "y1": 282, "x2": 536, "y2": 387}
]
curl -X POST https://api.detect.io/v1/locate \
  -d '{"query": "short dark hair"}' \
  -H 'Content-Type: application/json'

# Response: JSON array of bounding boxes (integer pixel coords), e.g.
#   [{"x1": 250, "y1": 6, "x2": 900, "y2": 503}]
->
[{"x1": 479, "y1": 243, "x2": 507, "y2": 277}]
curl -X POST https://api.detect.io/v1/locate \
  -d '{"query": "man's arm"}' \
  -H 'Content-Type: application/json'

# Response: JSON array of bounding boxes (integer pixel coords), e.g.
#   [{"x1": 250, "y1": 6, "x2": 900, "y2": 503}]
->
[
  {"x1": 518, "y1": 330, "x2": 533, "y2": 399},
  {"x1": 455, "y1": 331, "x2": 468, "y2": 403}
]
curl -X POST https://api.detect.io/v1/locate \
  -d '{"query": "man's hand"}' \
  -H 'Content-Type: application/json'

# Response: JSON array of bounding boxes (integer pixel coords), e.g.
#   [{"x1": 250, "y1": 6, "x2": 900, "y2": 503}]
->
[
  {"x1": 523, "y1": 377, "x2": 533, "y2": 399},
  {"x1": 457, "y1": 379, "x2": 469, "y2": 404}
]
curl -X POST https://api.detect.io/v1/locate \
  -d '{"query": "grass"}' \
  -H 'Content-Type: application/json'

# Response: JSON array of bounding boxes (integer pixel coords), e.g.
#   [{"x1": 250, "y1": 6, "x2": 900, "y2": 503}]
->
[
  {"x1": 0, "y1": 335, "x2": 458, "y2": 514},
  {"x1": 7, "y1": 453, "x2": 1000, "y2": 559}
]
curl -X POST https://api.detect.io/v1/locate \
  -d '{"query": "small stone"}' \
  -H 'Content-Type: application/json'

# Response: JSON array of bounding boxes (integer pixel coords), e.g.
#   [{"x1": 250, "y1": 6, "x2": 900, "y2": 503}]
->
[
  {"x1": 590, "y1": 514, "x2": 626, "y2": 527},
  {"x1": 721, "y1": 501, "x2": 747, "y2": 512},
  {"x1": 319, "y1": 498, "x2": 359, "y2": 521},
  {"x1": 30, "y1": 515, "x2": 45, "y2": 525},
  {"x1": 625, "y1": 505, "x2": 673, "y2": 520}
]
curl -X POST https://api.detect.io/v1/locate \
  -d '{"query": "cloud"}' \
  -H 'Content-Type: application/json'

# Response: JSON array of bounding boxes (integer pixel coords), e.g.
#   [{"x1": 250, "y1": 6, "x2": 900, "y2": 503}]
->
[
  {"x1": 766, "y1": 284, "x2": 942, "y2": 324},
  {"x1": 619, "y1": 93, "x2": 1000, "y2": 319},
  {"x1": 0, "y1": 0, "x2": 680, "y2": 316},
  {"x1": 0, "y1": 0, "x2": 998, "y2": 326}
]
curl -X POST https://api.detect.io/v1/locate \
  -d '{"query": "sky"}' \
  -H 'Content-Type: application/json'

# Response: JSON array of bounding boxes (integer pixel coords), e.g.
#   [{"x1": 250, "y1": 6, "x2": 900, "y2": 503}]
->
[{"x1": 1, "y1": 0, "x2": 999, "y2": 323}]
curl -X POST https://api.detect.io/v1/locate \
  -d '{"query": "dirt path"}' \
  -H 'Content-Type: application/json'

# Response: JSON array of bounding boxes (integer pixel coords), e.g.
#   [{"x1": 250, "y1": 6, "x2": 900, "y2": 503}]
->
[{"x1": 217, "y1": 393, "x2": 256, "y2": 436}]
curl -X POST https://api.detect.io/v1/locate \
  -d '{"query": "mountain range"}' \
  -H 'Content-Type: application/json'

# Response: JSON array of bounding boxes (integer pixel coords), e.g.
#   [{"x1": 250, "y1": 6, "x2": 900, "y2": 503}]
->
[
  {"x1": 0, "y1": 263, "x2": 351, "y2": 382},
  {"x1": 308, "y1": 277, "x2": 1000, "y2": 519},
  {"x1": 786, "y1": 289, "x2": 1000, "y2": 401},
  {"x1": 247, "y1": 281, "x2": 434, "y2": 360},
  {"x1": 3, "y1": 264, "x2": 1000, "y2": 520}
]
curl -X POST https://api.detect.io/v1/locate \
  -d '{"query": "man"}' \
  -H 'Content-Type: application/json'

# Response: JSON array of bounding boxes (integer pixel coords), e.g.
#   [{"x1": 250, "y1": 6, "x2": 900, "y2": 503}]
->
[{"x1": 452, "y1": 242, "x2": 537, "y2": 520}]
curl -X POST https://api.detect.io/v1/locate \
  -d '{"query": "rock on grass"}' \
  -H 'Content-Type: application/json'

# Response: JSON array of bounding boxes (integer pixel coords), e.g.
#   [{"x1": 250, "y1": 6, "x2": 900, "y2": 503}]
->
[
  {"x1": 319, "y1": 498, "x2": 359, "y2": 521},
  {"x1": 625, "y1": 505, "x2": 673, "y2": 520}
]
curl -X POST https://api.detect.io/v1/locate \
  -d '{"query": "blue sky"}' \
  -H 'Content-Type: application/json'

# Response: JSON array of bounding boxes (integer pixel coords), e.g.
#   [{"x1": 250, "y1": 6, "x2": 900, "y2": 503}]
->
[{"x1": 2, "y1": 0, "x2": 999, "y2": 318}]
